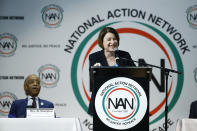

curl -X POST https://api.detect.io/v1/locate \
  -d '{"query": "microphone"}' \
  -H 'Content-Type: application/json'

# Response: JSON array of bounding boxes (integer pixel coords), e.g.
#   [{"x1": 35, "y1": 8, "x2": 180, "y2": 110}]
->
[
  {"x1": 114, "y1": 48, "x2": 120, "y2": 65},
  {"x1": 26, "y1": 105, "x2": 33, "y2": 108},
  {"x1": 114, "y1": 48, "x2": 136, "y2": 66},
  {"x1": 114, "y1": 47, "x2": 120, "y2": 59}
]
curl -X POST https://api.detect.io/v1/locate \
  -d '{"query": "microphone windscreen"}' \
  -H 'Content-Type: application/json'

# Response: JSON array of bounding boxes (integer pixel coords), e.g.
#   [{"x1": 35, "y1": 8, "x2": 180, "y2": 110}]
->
[
  {"x1": 114, "y1": 47, "x2": 118, "y2": 51},
  {"x1": 26, "y1": 105, "x2": 33, "y2": 108},
  {"x1": 114, "y1": 48, "x2": 119, "y2": 59}
]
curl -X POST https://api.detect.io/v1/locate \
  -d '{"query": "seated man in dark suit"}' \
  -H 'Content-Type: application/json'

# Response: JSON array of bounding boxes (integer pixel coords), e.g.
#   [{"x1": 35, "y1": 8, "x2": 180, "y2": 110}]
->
[
  {"x1": 189, "y1": 100, "x2": 197, "y2": 119},
  {"x1": 8, "y1": 74, "x2": 54, "y2": 118}
]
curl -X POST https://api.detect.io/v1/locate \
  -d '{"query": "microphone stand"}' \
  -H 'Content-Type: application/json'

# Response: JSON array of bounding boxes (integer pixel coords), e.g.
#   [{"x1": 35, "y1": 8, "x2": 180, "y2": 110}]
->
[
  {"x1": 135, "y1": 59, "x2": 181, "y2": 131},
  {"x1": 119, "y1": 57, "x2": 182, "y2": 131}
]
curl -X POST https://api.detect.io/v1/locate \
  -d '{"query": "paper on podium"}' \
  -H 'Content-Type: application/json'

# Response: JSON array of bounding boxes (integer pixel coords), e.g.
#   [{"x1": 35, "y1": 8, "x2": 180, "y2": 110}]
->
[{"x1": 26, "y1": 108, "x2": 55, "y2": 118}]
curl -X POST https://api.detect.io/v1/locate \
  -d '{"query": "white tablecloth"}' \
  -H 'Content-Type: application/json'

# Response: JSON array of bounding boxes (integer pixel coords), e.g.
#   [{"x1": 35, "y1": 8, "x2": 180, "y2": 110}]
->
[
  {"x1": 0, "y1": 118, "x2": 82, "y2": 131},
  {"x1": 176, "y1": 118, "x2": 197, "y2": 131}
]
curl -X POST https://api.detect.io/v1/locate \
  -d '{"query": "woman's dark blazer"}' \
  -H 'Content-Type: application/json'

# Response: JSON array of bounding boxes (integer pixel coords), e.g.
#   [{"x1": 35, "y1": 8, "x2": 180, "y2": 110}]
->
[
  {"x1": 189, "y1": 100, "x2": 197, "y2": 118},
  {"x1": 89, "y1": 50, "x2": 135, "y2": 67},
  {"x1": 88, "y1": 49, "x2": 136, "y2": 115}
]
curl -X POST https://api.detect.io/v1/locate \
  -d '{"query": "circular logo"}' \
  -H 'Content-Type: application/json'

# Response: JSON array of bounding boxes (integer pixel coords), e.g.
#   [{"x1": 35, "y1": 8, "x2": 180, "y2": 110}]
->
[
  {"x1": 0, "y1": 33, "x2": 17, "y2": 57},
  {"x1": 38, "y1": 64, "x2": 60, "y2": 88},
  {"x1": 186, "y1": 5, "x2": 197, "y2": 29},
  {"x1": 95, "y1": 77, "x2": 147, "y2": 130},
  {"x1": 41, "y1": 4, "x2": 64, "y2": 28},
  {"x1": 71, "y1": 21, "x2": 184, "y2": 125},
  {"x1": 0, "y1": 92, "x2": 17, "y2": 116}
]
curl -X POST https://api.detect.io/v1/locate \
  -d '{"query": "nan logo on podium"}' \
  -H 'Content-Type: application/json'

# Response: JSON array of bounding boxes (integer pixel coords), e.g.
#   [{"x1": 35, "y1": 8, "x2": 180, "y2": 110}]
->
[{"x1": 95, "y1": 77, "x2": 147, "y2": 130}]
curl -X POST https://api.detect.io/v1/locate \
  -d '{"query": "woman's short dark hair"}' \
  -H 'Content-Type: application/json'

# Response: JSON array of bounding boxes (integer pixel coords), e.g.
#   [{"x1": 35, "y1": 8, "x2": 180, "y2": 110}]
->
[{"x1": 97, "y1": 27, "x2": 120, "y2": 49}]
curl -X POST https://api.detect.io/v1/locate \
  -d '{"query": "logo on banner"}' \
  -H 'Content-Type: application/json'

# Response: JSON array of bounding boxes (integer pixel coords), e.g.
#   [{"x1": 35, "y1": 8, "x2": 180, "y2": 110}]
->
[
  {"x1": 68, "y1": 9, "x2": 187, "y2": 129},
  {"x1": 38, "y1": 64, "x2": 60, "y2": 88},
  {"x1": 186, "y1": 5, "x2": 197, "y2": 29},
  {"x1": 41, "y1": 4, "x2": 64, "y2": 28},
  {"x1": 95, "y1": 77, "x2": 147, "y2": 130},
  {"x1": 0, "y1": 33, "x2": 17, "y2": 57},
  {"x1": 0, "y1": 92, "x2": 17, "y2": 116},
  {"x1": 71, "y1": 23, "x2": 184, "y2": 124}
]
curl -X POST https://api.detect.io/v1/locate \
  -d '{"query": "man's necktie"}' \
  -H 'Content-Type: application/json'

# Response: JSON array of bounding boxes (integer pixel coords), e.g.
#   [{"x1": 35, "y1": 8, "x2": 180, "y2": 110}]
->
[{"x1": 32, "y1": 97, "x2": 37, "y2": 108}]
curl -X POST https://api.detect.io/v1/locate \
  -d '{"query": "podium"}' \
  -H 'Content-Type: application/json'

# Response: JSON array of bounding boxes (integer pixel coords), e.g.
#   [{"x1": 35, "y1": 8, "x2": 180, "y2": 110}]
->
[{"x1": 90, "y1": 67, "x2": 152, "y2": 131}]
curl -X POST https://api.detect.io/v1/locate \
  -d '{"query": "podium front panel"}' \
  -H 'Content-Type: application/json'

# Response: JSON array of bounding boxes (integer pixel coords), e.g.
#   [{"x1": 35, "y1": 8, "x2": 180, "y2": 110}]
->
[{"x1": 90, "y1": 67, "x2": 151, "y2": 131}]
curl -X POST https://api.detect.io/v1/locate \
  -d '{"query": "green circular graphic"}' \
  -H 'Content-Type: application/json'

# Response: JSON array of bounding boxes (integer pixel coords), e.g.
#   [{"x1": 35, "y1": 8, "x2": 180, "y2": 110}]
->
[{"x1": 71, "y1": 21, "x2": 184, "y2": 125}]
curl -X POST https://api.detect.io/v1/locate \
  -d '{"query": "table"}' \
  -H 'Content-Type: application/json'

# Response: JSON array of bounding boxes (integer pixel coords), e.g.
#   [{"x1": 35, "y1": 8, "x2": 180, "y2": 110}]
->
[
  {"x1": 176, "y1": 118, "x2": 197, "y2": 131},
  {"x1": 0, "y1": 118, "x2": 82, "y2": 131}
]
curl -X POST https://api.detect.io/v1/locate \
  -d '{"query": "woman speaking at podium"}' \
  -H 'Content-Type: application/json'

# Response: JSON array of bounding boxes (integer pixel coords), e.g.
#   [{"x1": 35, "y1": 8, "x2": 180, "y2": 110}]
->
[{"x1": 88, "y1": 27, "x2": 136, "y2": 115}]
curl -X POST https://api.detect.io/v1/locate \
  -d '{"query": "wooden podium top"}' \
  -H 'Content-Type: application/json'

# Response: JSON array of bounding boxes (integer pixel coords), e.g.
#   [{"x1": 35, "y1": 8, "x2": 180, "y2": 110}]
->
[{"x1": 91, "y1": 67, "x2": 152, "y2": 81}]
